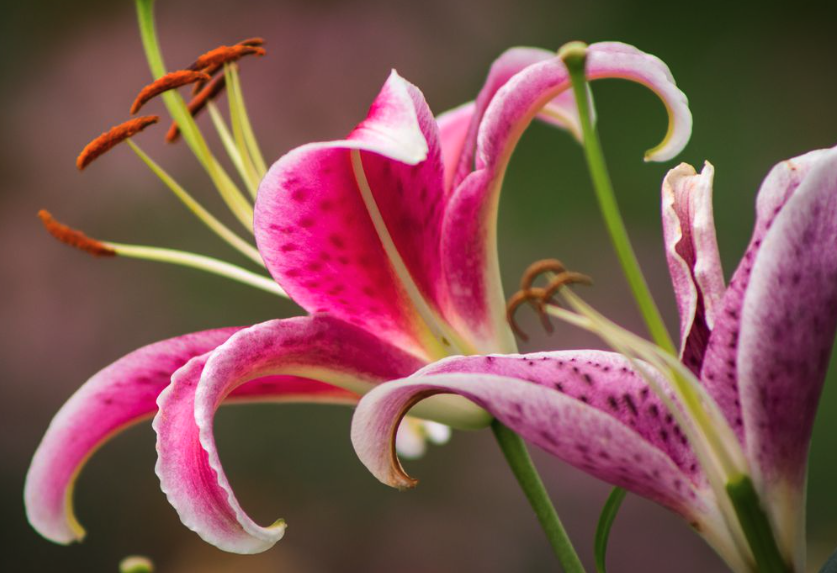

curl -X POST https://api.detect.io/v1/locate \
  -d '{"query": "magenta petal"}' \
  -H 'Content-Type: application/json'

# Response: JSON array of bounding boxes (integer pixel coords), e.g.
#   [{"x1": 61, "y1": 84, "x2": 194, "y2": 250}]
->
[
  {"x1": 662, "y1": 162, "x2": 725, "y2": 373},
  {"x1": 154, "y1": 354, "x2": 355, "y2": 553},
  {"x1": 737, "y1": 149, "x2": 837, "y2": 499},
  {"x1": 24, "y1": 327, "x2": 240, "y2": 544},
  {"x1": 155, "y1": 315, "x2": 425, "y2": 553},
  {"x1": 353, "y1": 351, "x2": 710, "y2": 519},
  {"x1": 700, "y1": 149, "x2": 834, "y2": 440},
  {"x1": 256, "y1": 71, "x2": 455, "y2": 359}
]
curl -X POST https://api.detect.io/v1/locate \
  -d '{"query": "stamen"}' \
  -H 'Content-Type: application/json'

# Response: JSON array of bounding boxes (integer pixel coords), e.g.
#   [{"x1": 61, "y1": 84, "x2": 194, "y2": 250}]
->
[
  {"x1": 506, "y1": 261, "x2": 592, "y2": 341},
  {"x1": 76, "y1": 116, "x2": 159, "y2": 170},
  {"x1": 37, "y1": 210, "x2": 116, "y2": 257},
  {"x1": 192, "y1": 38, "x2": 266, "y2": 94},
  {"x1": 506, "y1": 287, "x2": 548, "y2": 342},
  {"x1": 130, "y1": 70, "x2": 211, "y2": 115},
  {"x1": 166, "y1": 76, "x2": 226, "y2": 143},
  {"x1": 519, "y1": 258, "x2": 566, "y2": 291},
  {"x1": 187, "y1": 44, "x2": 266, "y2": 73}
]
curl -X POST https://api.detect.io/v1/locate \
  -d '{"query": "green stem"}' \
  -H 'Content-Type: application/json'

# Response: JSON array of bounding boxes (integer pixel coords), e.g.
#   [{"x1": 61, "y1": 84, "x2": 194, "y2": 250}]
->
[
  {"x1": 726, "y1": 476, "x2": 791, "y2": 573},
  {"x1": 491, "y1": 420, "x2": 586, "y2": 573},
  {"x1": 560, "y1": 43, "x2": 675, "y2": 356},
  {"x1": 594, "y1": 487, "x2": 626, "y2": 573}
]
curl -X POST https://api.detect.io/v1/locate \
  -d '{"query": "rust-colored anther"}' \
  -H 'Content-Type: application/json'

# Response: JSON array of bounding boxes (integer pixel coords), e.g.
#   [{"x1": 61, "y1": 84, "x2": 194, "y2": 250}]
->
[
  {"x1": 37, "y1": 210, "x2": 116, "y2": 257},
  {"x1": 130, "y1": 70, "x2": 211, "y2": 115},
  {"x1": 506, "y1": 261, "x2": 593, "y2": 341},
  {"x1": 542, "y1": 271, "x2": 593, "y2": 301},
  {"x1": 76, "y1": 116, "x2": 159, "y2": 170},
  {"x1": 187, "y1": 44, "x2": 266, "y2": 73},
  {"x1": 166, "y1": 75, "x2": 227, "y2": 143},
  {"x1": 191, "y1": 38, "x2": 266, "y2": 94},
  {"x1": 520, "y1": 259, "x2": 567, "y2": 291},
  {"x1": 506, "y1": 287, "x2": 549, "y2": 342}
]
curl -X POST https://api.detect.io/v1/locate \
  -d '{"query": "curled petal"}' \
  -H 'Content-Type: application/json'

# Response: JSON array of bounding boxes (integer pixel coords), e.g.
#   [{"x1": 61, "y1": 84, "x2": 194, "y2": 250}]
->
[
  {"x1": 154, "y1": 353, "x2": 355, "y2": 553},
  {"x1": 24, "y1": 328, "x2": 240, "y2": 544},
  {"x1": 662, "y1": 162, "x2": 725, "y2": 372},
  {"x1": 442, "y1": 43, "x2": 691, "y2": 354},
  {"x1": 156, "y1": 315, "x2": 483, "y2": 553},
  {"x1": 452, "y1": 46, "x2": 589, "y2": 188},
  {"x1": 354, "y1": 351, "x2": 710, "y2": 516}
]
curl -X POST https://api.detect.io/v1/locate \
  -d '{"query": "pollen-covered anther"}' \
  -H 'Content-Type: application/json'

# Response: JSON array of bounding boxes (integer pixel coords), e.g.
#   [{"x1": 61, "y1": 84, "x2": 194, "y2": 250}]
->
[
  {"x1": 166, "y1": 75, "x2": 226, "y2": 143},
  {"x1": 76, "y1": 116, "x2": 159, "y2": 170},
  {"x1": 520, "y1": 258, "x2": 567, "y2": 291},
  {"x1": 130, "y1": 70, "x2": 212, "y2": 115},
  {"x1": 187, "y1": 44, "x2": 266, "y2": 73},
  {"x1": 506, "y1": 287, "x2": 550, "y2": 342},
  {"x1": 506, "y1": 261, "x2": 593, "y2": 341},
  {"x1": 191, "y1": 38, "x2": 266, "y2": 94},
  {"x1": 37, "y1": 210, "x2": 116, "y2": 257}
]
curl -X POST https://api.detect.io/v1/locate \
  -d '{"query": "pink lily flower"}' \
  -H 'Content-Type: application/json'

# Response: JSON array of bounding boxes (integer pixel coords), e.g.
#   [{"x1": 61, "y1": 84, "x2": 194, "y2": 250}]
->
[
  {"x1": 25, "y1": 42, "x2": 691, "y2": 554},
  {"x1": 351, "y1": 146, "x2": 837, "y2": 572}
]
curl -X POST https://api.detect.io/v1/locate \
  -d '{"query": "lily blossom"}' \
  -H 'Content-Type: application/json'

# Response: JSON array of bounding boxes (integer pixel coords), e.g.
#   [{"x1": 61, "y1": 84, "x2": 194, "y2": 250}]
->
[
  {"x1": 26, "y1": 41, "x2": 691, "y2": 554},
  {"x1": 351, "y1": 147, "x2": 837, "y2": 572}
]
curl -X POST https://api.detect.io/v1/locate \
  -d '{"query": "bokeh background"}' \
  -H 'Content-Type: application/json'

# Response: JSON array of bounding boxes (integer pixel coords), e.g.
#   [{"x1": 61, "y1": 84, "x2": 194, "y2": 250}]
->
[{"x1": 3, "y1": 0, "x2": 837, "y2": 571}]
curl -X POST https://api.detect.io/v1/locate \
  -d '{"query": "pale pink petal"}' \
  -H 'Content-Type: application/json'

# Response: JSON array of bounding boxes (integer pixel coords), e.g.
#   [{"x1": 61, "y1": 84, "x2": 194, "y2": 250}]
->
[
  {"x1": 154, "y1": 315, "x2": 427, "y2": 553},
  {"x1": 700, "y1": 148, "x2": 834, "y2": 441},
  {"x1": 24, "y1": 327, "x2": 240, "y2": 545},
  {"x1": 436, "y1": 102, "x2": 476, "y2": 193},
  {"x1": 353, "y1": 351, "x2": 711, "y2": 518},
  {"x1": 256, "y1": 71, "x2": 454, "y2": 359},
  {"x1": 662, "y1": 162, "x2": 725, "y2": 373},
  {"x1": 735, "y1": 148, "x2": 837, "y2": 556},
  {"x1": 442, "y1": 43, "x2": 691, "y2": 353}
]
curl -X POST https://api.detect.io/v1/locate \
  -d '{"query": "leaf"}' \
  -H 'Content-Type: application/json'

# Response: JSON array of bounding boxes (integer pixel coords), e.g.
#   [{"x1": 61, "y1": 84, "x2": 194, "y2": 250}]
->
[{"x1": 595, "y1": 487, "x2": 627, "y2": 573}]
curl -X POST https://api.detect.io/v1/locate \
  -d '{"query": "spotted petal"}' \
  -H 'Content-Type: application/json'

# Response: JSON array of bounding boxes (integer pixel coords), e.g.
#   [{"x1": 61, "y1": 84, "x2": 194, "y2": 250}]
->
[
  {"x1": 354, "y1": 351, "x2": 711, "y2": 513},
  {"x1": 256, "y1": 71, "x2": 461, "y2": 360},
  {"x1": 24, "y1": 327, "x2": 240, "y2": 545},
  {"x1": 442, "y1": 42, "x2": 692, "y2": 354},
  {"x1": 735, "y1": 148, "x2": 837, "y2": 562},
  {"x1": 662, "y1": 162, "x2": 725, "y2": 373},
  {"x1": 155, "y1": 315, "x2": 487, "y2": 554}
]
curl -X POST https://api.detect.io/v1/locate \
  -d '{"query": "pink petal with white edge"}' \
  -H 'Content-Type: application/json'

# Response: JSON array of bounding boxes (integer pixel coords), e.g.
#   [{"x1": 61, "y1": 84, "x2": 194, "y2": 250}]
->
[
  {"x1": 452, "y1": 46, "x2": 588, "y2": 188},
  {"x1": 662, "y1": 162, "x2": 725, "y2": 373},
  {"x1": 154, "y1": 353, "x2": 355, "y2": 554},
  {"x1": 736, "y1": 148, "x2": 837, "y2": 561},
  {"x1": 700, "y1": 148, "x2": 834, "y2": 441},
  {"x1": 154, "y1": 315, "x2": 428, "y2": 553},
  {"x1": 256, "y1": 71, "x2": 456, "y2": 359},
  {"x1": 442, "y1": 43, "x2": 692, "y2": 353},
  {"x1": 354, "y1": 351, "x2": 712, "y2": 518},
  {"x1": 24, "y1": 327, "x2": 240, "y2": 545}
]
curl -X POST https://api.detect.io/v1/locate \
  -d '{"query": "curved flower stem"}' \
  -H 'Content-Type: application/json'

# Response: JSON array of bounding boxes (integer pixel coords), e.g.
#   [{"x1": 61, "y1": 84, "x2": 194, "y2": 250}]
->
[
  {"x1": 559, "y1": 43, "x2": 675, "y2": 356},
  {"x1": 491, "y1": 420, "x2": 586, "y2": 573}
]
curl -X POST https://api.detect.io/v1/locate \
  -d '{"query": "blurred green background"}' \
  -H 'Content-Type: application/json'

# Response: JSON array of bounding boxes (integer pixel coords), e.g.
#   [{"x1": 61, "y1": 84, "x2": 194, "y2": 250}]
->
[{"x1": 2, "y1": 0, "x2": 837, "y2": 571}]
